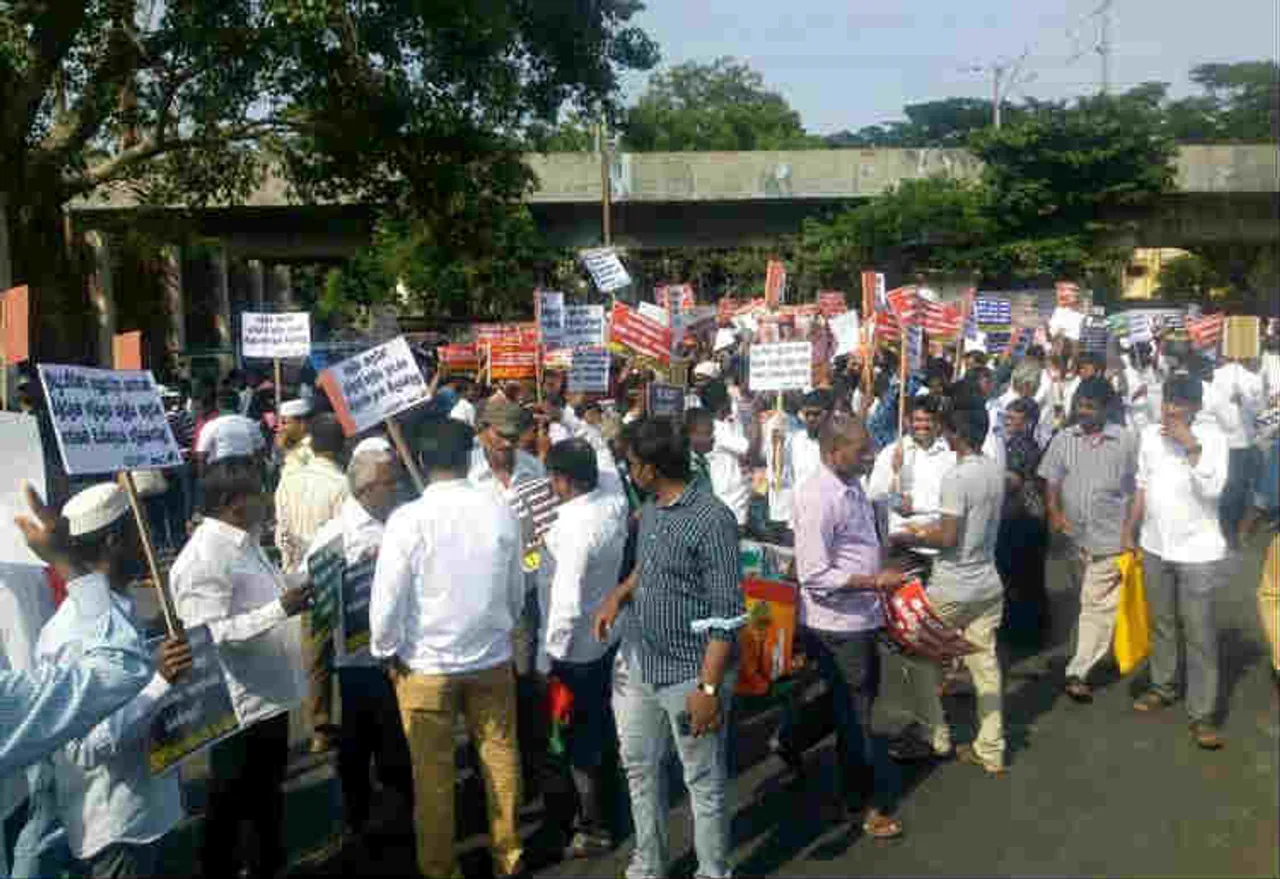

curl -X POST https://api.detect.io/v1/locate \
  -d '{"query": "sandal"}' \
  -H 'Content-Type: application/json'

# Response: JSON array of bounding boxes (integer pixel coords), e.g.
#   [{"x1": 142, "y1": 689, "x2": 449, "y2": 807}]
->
[
  {"x1": 861, "y1": 809, "x2": 904, "y2": 840},
  {"x1": 1064, "y1": 677, "x2": 1093, "y2": 704},
  {"x1": 1189, "y1": 721, "x2": 1225, "y2": 751},
  {"x1": 957, "y1": 743, "x2": 1007, "y2": 777},
  {"x1": 1133, "y1": 690, "x2": 1173, "y2": 713}
]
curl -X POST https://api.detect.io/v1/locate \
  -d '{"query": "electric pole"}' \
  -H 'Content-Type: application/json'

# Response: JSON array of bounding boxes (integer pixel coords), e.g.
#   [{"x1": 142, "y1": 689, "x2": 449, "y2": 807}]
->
[
  {"x1": 992, "y1": 64, "x2": 1004, "y2": 129},
  {"x1": 1098, "y1": 0, "x2": 1113, "y2": 94}
]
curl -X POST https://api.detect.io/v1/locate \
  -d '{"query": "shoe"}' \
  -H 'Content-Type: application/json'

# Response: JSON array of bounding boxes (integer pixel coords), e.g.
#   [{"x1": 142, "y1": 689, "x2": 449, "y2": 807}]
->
[
  {"x1": 1189, "y1": 721, "x2": 1225, "y2": 750},
  {"x1": 566, "y1": 830, "x2": 614, "y2": 859},
  {"x1": 888, "y1": 735, "x2": 936, "y2": 763},
  {"x1": 1133, "y1": 689, "x2": 1174, "y2": 713},
  {"x1": 860, "y1": 808, "x2": 904, "y2": 840},
  {"x1": 956, "y1": 743, "x2": 1006, "y2": 777},
  {"x1": 1064, "y1": 676, "x2": 1094, "y2": 704},
  {"x1": 308, "y1": 732, "x2": 335, "y2": 754},
  {"x1": 768, "y1": 733, "x2": 805, "y2": 774}
]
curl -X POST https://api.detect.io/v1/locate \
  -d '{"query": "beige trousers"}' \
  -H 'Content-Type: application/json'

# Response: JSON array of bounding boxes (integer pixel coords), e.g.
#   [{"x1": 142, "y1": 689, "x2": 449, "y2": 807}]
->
[{"x1": 1065, "y1": 548, "x2": 1124, "y2": 682}]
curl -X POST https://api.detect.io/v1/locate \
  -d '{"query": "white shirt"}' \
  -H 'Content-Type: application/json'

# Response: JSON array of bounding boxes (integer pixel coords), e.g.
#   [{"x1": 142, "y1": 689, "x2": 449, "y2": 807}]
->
[
  {"x1": 275, "y1": 455, "x2": 349, "y2": 573},
  {"x1": 542, "y1": 489, "x2": 628, "y2": 666},
  {"x1": 370, "y1": 479, "x2": 524, "y2": 675},
  {"x1": 1136, "y1": 422, "x2": 1229, "y2": 564},
  {"x1": 170, "y1": 518, "x2": 305, "y2": 726},
  {"x1": 0, "y1": 563, "x2": 53, "y2": 823},
  {"x1": 709, "y1": 416, "x2": 750, "y2": 525},
  {"x1": 779, "y1": 430, "x2": 823, "y2": 529},
  {"x1": 468, "y1": 446, "x2": 546, "y2": 503},
  {"x1": 450, "y1": 397, "x2": 477, "y2": 428},
  {"x1": 1123, "y1": 359, "x2": 1161, "y2": 433},
  {"x1": 36, "y1": 574, "x2": 182, "y2": 859},
  {"x1": 764, "y1": 412, "x2": 803, "y2": 524},
  {"x1": 1206, "y1": 362, "x2": 1265, "y2": 449},
  {"x1": 867, "y1": 435, "x2": 957, "y2": 527},
  {"x1": 196, "y1": 414, "x2": 266, "y2": 463},
  {"x1": 306, "y1": 497, "x2": 387, "y2": 670}
]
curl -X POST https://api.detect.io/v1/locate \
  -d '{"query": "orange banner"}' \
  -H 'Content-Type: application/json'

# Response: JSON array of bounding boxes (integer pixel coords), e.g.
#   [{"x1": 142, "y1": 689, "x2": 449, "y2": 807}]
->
[
  {"x1": 112, "y1": 330, "x2": 143, "y2": 370},
  {"x1": 2, "y1": 285, "x2": 30, "y2": 365}
]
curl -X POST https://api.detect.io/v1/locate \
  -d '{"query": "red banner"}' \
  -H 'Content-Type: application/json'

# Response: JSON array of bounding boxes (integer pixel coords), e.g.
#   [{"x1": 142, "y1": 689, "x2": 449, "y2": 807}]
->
[
  {"x1": 489, "y1": 342, "x2": 537, "y2": 381},
  {"x1": 764, "y1": 260, "x2": 787, "y2": 311},
  {"x1": 818, "y1": 291, "x2": 847, "y2": 317},
  {"x1": 1186, "y1": 313, "x2": 1226, "y2": 350},
  {"x1": 112, "y1": 330, "x2": 143, "y2": 370},
  {"x1": 438, "y1": 343, "x2": 481, "y2": 372},
  {"x1": 610, "y1": 301, "x2": 671, "y2": 363},
  {"x1": 921, "y1": 300, "x2": 965, "y2": 340},
  {"x1": 886, "y1": 286, "x2": 919, "y2": 327},
  {"x1": 475, "y1": 322, "x2": 538, "y2": 347}
]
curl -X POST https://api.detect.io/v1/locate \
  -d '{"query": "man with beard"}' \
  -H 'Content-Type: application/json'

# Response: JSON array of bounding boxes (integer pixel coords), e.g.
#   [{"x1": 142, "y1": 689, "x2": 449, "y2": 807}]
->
[{"x1": 867, "y1": 395, "x2": 955, "y2": 535}]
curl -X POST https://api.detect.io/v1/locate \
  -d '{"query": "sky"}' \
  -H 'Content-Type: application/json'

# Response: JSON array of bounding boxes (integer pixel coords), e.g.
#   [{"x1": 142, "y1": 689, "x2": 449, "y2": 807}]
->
[{"x1": 618, "y1": 0, "x2": 1280, "y2": 134}]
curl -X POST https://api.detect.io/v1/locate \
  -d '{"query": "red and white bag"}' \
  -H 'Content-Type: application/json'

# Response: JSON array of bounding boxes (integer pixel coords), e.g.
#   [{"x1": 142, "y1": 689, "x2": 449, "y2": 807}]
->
[{"x1": 885, "y1": 579, "x2": 979, "y2": 663}]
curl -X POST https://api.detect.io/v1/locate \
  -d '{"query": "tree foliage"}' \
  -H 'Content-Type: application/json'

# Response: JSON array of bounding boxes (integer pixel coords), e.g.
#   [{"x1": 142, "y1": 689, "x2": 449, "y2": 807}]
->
[{"x1": 622, "y1": 57, "x2": 818, "y2": 151}]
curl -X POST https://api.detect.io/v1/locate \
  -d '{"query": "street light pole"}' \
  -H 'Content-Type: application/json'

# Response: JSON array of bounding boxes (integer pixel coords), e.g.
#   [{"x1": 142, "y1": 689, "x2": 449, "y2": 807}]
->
[{"x1": 598, "y1": 119, "x2": 612, "y2": 246}]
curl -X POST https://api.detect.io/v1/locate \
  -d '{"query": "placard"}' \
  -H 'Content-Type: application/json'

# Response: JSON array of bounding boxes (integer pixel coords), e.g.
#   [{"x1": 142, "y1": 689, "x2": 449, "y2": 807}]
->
[
  {"x1": 647, "y1": 383, "x2": 685, "y2": 418},
  {"x1": 1223, "y1": 316, "x2": 1261, "y2": 359},
  {"x1": 580, "y1": 247, "x2": 632, "y2": 292},
  {"x1": 829, "y1": 311, "x2": 861, "y2": 357},
  {"x1": 112, "y1": 331, "x2": 143, "y2": 370},
  {"x1": 317, "y1": 336, "x2": 429, "y2": 437},
  {"x1": 0, "y1": 412, "x2": 47, "y2": 565},
  {"x1": 764, "y1": 260, "x2": 787, "y2": 310},
  {"x1": 749, "y1": 342, "x2": 813, "y2": 392},
  {"x1": 562, "y1": 305, "x2": 606, "y2": 348},
  {"x1": 610, "y1": 302, "x2": 672, "y2": 363},
  {"x1": 513, "y1": 477, "x2": 560, "y2": 557},
  {"x1": 146, "y1": 625, "x2": 239, "y2": 775},
  {"x1": 638, "y1": 301, "x2": 670, "y2": 328},
  {"x1": 489, "y1": 343, "x2": 538, "y2": 381},
  {"x1": 1049, "y1": 307, "x2": 1084, "y2": 342},
  {"x1": 2, "y1": 285, "x2": 30, "y2": 364},
  {"x1": 307, "y1": 537, "x2": 343, "y2": 658},
  {"x1": 437, "y1": 343, "x2": 481, "y2": 373},
  {"x1": 537, "y1": 291, "x2": 566, "y2": 347},
  {"x1": 241, "y1": 312, "x2": 311, "y2": 359},
  {"x1": 567, "y1": 346, "x2": 610, "y2": 394},
  {"x1": 341, "y1": 554, "x2": 375, "y2": 657},
  {"x1": 37, "y1": 364, "x2": 182, "y2": 475}
]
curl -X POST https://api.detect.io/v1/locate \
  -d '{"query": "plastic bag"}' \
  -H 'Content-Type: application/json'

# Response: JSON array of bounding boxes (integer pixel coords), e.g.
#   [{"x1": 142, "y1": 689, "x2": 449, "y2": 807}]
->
[{"x1": 1113, "y1": 551, "x2": 1150, "y2": 675}]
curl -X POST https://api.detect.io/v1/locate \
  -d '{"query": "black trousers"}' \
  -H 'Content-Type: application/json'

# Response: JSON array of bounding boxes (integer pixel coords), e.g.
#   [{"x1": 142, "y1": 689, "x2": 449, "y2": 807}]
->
[
  {"x1": 203, "y1": 712, "x2": 290, "y2": 879},
  {"x1": 337, "y1": 666, "x2": 414, "y2": 832}
]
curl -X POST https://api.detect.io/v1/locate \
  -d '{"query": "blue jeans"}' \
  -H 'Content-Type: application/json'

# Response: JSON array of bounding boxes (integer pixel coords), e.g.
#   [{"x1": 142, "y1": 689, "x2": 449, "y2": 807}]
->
[
  {"x1": 8, "y1": 764, "x2": 71, "y2": 879},
  {"x1": 612, "y1": 649, "x2": 736, "y2": 879}
]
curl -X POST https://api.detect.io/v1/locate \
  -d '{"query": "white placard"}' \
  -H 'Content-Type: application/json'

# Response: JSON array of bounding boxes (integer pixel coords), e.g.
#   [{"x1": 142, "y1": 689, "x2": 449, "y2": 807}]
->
[
  {"x1": 241, "y1": 312, "x2": 311, "y2": 359},
  {"x1": 580, "y1": 247, "x2": 632, "y2": 292},
  {"x1": 320, "y1": 336, "x2": 429, "y2": 436},
  {"x1": 638, "y1": 301, "x2": 670, "y2": 327},
  {"x1": 1049, "y1": 307, "x2": 1085, "y2": 342},
  {"x1": 562, "y1": 305, "x2": 606, "y2": 348},
  {"x1": 567, "y1": 347, "x2": 611, "y2": 394},
  {"x1": 37, "y1": 365, "x2": 182, "y2": 476},
  {"x1": 749, "y1": 342, "x2": 813, "y2": 392},
  {"x1": 0, "y1": 413, "x2": 47, "y2": 565},
  {"x1": 829, "y1": 311, "x2": 861, "y2": 357},
  {"x1": 537, "y1": 291, "x2": 566, "y2": 347}
]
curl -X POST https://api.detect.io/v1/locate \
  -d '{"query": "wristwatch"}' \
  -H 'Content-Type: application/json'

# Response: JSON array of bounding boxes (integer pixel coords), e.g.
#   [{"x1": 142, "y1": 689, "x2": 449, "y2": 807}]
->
[{"x1": 696, "y1": 681, "x2": 719, "y2": 697}]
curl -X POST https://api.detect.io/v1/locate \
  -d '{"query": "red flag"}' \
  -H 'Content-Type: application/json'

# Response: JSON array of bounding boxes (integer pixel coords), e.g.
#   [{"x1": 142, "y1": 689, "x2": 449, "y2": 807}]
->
[
  {"x1": 885, "y1": 286, "x2": 919, "y2": 327},
  {"x1": 860, "y1": 271, "x2": 878, "y2": 318},
  {"x1": 1186, "y1": 313, "x2": 1226, "y2": 350},
  {"x1": 921, "y1": 300, "x2": 964, "y2": 340}
]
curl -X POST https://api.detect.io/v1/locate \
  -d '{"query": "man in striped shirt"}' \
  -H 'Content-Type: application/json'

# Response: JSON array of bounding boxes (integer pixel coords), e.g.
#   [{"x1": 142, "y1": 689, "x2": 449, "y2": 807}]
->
[{"x1": 593, "y1": 417, "x2": 744, "y2": 879}]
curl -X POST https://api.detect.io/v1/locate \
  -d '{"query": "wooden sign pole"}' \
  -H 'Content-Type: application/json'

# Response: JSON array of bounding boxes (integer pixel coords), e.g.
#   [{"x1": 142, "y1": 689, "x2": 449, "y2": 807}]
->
[
  {"x1": 273, "y1": 358, "x2": 283, "y2": 416},
  {"x1": 384, "y1": 417, "x2": 426, "y2": 494},
  {"x1": 1, "y1": 298, "x2": 8, "y2": 412},
  {"x1": 119, "y1": 470, "x2": 181, "y2": 637}
]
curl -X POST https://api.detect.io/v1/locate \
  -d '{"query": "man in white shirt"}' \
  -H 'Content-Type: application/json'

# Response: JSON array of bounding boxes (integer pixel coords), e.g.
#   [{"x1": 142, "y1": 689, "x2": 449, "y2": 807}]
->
[
  {"x1": 305, "y1": 445, "x2": 413, "y2": 841},
  {"x1": 867, "y1": 395, "x2": 956, "y2": 535},
  {"x1": 371, "y1": 419, "x2": 526, "y2": 879},
  {"x1": 275, "y1": 414, "x2": 350, "y2": 753},
  {"x1": 770, "y1": 389, "x2": 833, "y2": 531},
  {"x1": 193, "y1": 388, "x2": 267, "y2": 471},
  {"x1": 540, "y1": 439, "x2": 628, "y2": 858},
  {"x1": 276, "y1": 398, "x2": 314, "y2": 473},
  {"x1": 448, "y1": 377, "x2": 479, "y2": 427},
  {"x1": 1125, "y1": 375, "x2": 1230, "y2": 750},
  {"x1": 33, "y1": 483, "x2": 193, "y2": 878},
  {"x1": 1206, "y1": 357, "x2": 1265, "y2": 546},
  {"x1": 700, "y1": 380, "x2": 751, "y2": 528},
  {"x1": 170, "y1": 458, "x2": 311, "y2": 879}
]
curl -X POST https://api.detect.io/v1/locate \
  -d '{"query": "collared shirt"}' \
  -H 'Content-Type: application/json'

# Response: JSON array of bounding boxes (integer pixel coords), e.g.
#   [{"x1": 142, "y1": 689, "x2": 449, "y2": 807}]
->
[
  {"x1": 708, "y1": 417, "x2": 750, "y2": 526},
  {"x1": 370, "y1": 479, "x2": 524, "y2": 675},
  {"x1": 275, "y1": 454, "x2": 349, "y2": 573},
  {"x1": 542, "y1": 489, "x2": 628, "y2": 665},
  {"x1": 195, "y1": 413, "x2": 266, "y2": 463},
  {"x1": 1038, "y1": 423, "x2": 1138, "y2": 555},
  {"x1": 764, "y1": 412, "x2": 803, "y2": 524},
  {"x1": 793, "y1": 464, "x2": 886, "y2": 634},
  {"x1": 450, "y1": 397, "x2": 477, "y2": 428},
  {"x1": 35, "y1": 574, "x2": 182, "y2": 859},
  {"x1": 0, "y1": 564, "x2": 54, "y2": 823},
  {"x1": 170, "y1": 518, "x2": 305, "y2": 726},
  {"x1": 1206, "y1": 362, "x2": 1265, "y2": 449},
  {"x1": 783, "y1": 431, "x2": 824, "y2": 529},
  {"x1": 280, "y1": 436, "x2": 314, "y2": 475},
  {"x1": 468, "y1": 446, "x2": 546, "y2": 503},
  {"x1": 1137, "y1": 422, "x2": 1230, "y2": 564},
  {"x1": 624, "y1": 480, "x2": 744, "y2": 688},
  {"x1": 867, "y1": 435, "x2": 956, "y2": 530},
  {"x1": 306, "y1": 496, "x2": 387, "y2": 670}
]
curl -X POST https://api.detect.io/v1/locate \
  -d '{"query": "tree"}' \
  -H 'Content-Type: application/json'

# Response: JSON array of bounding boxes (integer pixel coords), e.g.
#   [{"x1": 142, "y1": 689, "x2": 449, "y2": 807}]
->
[
  {"x1": 622, "y1": 57, "x2": 817, "y2": 151},
  {"x1": 0, "y1": 1, "x2": 657, "y2": 355},
  {"x1": 1155, "y1": 252, "x2": 1225, "y2": 299}
]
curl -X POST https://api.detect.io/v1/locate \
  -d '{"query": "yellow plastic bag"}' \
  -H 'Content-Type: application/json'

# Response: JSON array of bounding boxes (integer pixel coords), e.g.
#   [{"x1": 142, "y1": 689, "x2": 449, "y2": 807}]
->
[{"x1": 1114, "y1": 551, "x2": 1151, "y2": 675}]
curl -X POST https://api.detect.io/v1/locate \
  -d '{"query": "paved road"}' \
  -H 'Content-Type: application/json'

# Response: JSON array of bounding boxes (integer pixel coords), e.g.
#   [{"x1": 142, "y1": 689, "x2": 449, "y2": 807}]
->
[{"x1": 158, "y1": 535, "x2": 1280, "y2": 878}]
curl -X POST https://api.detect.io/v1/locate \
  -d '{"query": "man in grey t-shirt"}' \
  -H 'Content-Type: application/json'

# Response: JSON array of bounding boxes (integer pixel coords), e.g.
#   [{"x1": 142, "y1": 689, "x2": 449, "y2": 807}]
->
[{"x1": 893, "y1": 404, "x2": 1008, "y2": 774}]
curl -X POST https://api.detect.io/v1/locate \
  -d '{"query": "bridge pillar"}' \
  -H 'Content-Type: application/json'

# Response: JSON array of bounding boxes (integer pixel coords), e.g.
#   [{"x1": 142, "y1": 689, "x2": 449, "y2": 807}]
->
[
  {"x1": 271, "y1": 264, "x2": 294, "y2": 310},
  {"x1": 160, "y1": 245, "x2": 185, "y2": 363},
  {"x1": 85, "y1": 231, "x2": 115, "y2": 367},
  {"x1": 212, "y1": 243, "x2": 232, "y2": 352}
]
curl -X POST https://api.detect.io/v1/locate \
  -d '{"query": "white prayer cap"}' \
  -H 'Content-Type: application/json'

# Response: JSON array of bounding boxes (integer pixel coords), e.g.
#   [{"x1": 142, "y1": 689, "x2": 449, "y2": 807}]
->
[
  {"x1": 63, "y1": 483, "x2": 130, "y2": 537},
  {"x1": 353, "y1": 436, "x2": 393, "y2": 456},
  {"x1": 964, "y1": 335, "x2": 986, "y2": 354},
  {"x1": 713, "y1": 328, "x2": 737, "y2": 353},
  {"x1": 693, "y1": 361, "x2": 722, "y2": 380},
  {"x1": 280, "y1": 399, "x2": 312, "y2": 419}
]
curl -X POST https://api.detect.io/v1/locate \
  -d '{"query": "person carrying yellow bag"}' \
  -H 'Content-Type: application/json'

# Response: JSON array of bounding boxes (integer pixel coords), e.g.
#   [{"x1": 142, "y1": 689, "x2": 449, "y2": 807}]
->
[{"x1": 1113, "y1": 550, "x2": 1150, "y2": 676}]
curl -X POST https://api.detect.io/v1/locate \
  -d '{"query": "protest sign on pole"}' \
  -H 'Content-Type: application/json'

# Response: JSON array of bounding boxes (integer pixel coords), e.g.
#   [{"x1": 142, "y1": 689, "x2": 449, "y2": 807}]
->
[
  {"x1": 647, "y1": 383, "x2": 685, "y2": 418},
  {"x1": 580, "y1": 247, "x2": 632, "y2": 292},
  {"x1": 307, "y1": 536, "x2": 342, "y2": 663},
  {"x1": 749, "y1": 342, "x2": 813, "y2": 393},
  {"x1": 829, "y1": 311, "x2": 861, "y2": 357},
  {"x1": 317, "y1": 336, "x2": 429, "y2": 437},
  {"x1": 537, "y1": 291, "x2": 566, "y2": 348},
  {"x1": 562, "y1": 305, "x2": 606, "y2": 348},
  {"x1": 638, "y1": 301, "x2": 670, "y2": 327},
  {"x1": 489, "y1": 343, "x2": 538, "y2": 381},
  {"x1": 112, "y1": 331, "x2": 143, "y2": 370},
  {"x1": 764, "y1": 260, "x2": 787, "y2": 311},
  {"x1": 0, "y1": 412, "x2": 46, "y2": 566},
  {"x1": 341, "y1": 553, "x2": 375, "y2": 658},
  {"x1": 146, "y1": 625, "x2": 239, "y2": 775},
  {"x1": 567, "y1": 346, "x2": 610, "y2": 394},
  {"x1": 1, "y1": 285, "x2": 30, "y2": 410},
  {"x1": 241, "y1": 312, "x2": 312, "y2": 359},
  {"x1": 437, "y1": 343, "x2": 481, "y2": 373},
  {"x1": 513, "y1": 477, "x2": 561, "y2": 572},
  {"x1": 610, "y1": 301, "x2": 672, "y2": 363}
]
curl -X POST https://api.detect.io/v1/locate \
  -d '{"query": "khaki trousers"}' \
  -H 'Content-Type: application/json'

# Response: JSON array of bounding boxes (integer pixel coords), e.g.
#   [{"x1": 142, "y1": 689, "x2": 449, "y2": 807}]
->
[
  {"x1": 899, "y1": 594, "x2": 1005, "y2": 767},
  {"x1": 1261, "y1": 533, "x2": 1280, "y2": 673},
  {"x1": 395, "y1": 663, "x2": 523, "y2": 879},
  {"x1": 1065, "y1": 547, "x2": 1124, "y2": 682},
  {"x1": 301, "y1": 616, "x2": 334, "y2": 733}
]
